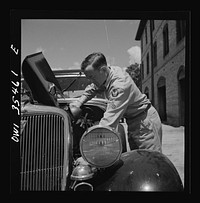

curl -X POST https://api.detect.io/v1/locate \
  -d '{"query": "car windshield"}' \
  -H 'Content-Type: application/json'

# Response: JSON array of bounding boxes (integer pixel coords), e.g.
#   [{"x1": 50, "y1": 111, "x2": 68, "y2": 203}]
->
[
  {"x1": 21, "y1": 67, "x2": 103, "y2": 100},
  {"x1": 54, "y1": 70, "x2": 90, "y2": 98}
]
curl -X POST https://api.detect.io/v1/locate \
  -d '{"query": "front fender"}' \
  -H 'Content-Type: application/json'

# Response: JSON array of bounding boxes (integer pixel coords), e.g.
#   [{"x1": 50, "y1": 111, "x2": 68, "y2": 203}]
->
[{"x1": 95, "y1": 149, "x2": 183, "y2": 191}]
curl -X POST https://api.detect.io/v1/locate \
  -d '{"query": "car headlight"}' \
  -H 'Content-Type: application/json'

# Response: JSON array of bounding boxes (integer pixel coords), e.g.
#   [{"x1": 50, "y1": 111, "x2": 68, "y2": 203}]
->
[{"x1": 80, "y1": 126, "x2": 122, "y2": 168}]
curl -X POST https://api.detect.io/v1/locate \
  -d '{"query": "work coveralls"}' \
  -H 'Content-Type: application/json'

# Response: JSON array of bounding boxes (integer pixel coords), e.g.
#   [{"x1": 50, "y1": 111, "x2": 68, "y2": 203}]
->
[{"x1": 78, "y1": 66, "x2": 162, "y2": 152}]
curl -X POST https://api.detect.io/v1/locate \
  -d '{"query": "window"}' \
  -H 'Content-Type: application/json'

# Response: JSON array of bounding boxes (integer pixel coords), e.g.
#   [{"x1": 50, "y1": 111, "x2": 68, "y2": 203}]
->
[
  {"x1": 145, "y1": 26, "x2": 148, "y2": 44},
  {"x1": 176, "y1": 20, "x2": 186, "y2": 43},
  {"x1": 141, "y1": 61, "x2": 144, "y2": 80},
  {"x1": 152, "y1": 20, "x2": 155, "y2": 30},
  {"x1": 153, "y1": 41, "x2": 157, "y2": 67},
  {"x1": 146, "y1": 53, "x2": 149, "y2": 75},
  {"x1": 163, "y1": 23, "x2": 169, "y2": 57},
  {"x1": 141, "y1": 37, "x2": 143, "y2": 53}
]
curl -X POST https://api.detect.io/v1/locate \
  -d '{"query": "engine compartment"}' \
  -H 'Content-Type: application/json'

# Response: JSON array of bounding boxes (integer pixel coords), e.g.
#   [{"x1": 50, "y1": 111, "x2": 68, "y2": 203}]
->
[{"x1": 70, "y1": 105, "x2": 105, "y2": 157}]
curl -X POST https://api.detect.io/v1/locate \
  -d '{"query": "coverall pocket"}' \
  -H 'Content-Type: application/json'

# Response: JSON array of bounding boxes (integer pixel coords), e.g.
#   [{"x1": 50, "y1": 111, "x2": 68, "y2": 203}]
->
[{"x1": 128, "y1": 111, "x2": 162, "y2": 152}]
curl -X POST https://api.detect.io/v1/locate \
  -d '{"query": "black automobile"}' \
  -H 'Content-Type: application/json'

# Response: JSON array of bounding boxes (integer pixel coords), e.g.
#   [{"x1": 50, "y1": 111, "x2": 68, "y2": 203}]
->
[{"x1": 20, "y1": 52, "x2": 183, "y2": 191}]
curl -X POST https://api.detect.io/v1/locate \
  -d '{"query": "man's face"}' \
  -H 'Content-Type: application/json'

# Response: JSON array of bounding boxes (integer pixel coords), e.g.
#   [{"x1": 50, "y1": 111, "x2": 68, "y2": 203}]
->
[{"x1": 84, "y1": 64, "x2": 106, "y2": 88}]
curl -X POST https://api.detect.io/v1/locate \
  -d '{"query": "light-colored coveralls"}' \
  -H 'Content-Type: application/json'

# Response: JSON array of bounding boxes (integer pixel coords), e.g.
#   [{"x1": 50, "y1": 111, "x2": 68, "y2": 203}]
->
[{"x1": 78, "y1": 66, "x2": 162, "y2": 152}]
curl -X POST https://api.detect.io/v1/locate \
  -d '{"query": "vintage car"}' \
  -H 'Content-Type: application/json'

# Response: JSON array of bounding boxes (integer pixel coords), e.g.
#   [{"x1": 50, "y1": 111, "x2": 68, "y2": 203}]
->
[{"x1": 20, "y1": 52, "x2": 183, "y2": 191}]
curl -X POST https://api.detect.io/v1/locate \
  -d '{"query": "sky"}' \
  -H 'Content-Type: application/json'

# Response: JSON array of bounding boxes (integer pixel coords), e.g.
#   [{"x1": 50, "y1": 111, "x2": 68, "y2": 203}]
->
[{"x1": 21, "y1": 19, "x2": 141, "y2": 70}]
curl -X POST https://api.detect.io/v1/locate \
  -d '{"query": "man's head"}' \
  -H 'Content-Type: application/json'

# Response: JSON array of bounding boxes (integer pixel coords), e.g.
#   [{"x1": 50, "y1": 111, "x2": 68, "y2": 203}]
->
[{"x1": 81, "y1": 52, "x2": 109, "y2": 87}]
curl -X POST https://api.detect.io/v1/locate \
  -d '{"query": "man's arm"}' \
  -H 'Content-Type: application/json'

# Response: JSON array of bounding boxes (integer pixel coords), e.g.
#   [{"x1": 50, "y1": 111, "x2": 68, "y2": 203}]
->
[
  {"x1": 99, "y1": 84, "x2": 132, "y2": 130},
  {"x1": 72, "y1": 83, "x2": 98, "y2": 107}
]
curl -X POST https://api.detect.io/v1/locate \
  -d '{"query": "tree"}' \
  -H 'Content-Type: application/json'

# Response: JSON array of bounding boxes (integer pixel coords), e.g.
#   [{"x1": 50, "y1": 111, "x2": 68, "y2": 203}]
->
[{"x1": 126, "y1": 63, "x2": 142, "y2": 91}]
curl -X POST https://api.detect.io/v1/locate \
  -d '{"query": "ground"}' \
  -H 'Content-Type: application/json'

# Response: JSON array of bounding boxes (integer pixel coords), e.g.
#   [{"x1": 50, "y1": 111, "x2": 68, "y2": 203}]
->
[{"x1": 161, "y1": 124, "x2": 184, "y2": 186}]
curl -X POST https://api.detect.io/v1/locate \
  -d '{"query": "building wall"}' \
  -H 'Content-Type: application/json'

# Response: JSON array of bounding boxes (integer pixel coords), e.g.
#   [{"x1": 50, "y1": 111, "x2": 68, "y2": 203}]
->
[
  {"x1": 140, "y1": 20, "x2": 185, "y2": 126},
  {"x1": 154, "y1": 49, "x2": 185, "y2": 126}
]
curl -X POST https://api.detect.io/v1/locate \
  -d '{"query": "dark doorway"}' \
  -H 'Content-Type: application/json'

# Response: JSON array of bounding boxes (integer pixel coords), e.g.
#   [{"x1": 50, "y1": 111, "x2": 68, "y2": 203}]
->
[
  {"x1": 158, "y1": 85, "x2": 167, "y2": 121},
  {"x1": 157, "y1": 77, "x2": 167, "y2": 122},
  {"x1": 178, "y1": 66, "x2": 185, "y2": 126},
  {"x1": 144, "y1": 87, "x2": 149, "y2": 99},
  {"x1": 178, "y1": 78, "x2": 185, "y2": 125}
]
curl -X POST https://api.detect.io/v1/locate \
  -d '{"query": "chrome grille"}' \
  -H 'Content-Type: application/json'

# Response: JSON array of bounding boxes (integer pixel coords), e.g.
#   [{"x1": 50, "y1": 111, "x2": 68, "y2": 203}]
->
[{"x1": 20, "y1": 113, "x2": 65, "y2": 191}]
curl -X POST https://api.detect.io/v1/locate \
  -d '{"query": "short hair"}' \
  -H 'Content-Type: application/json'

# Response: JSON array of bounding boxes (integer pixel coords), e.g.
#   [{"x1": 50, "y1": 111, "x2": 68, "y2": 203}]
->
[{"x1": 81, "y1": 52, "x2": 107, "y2": 71}]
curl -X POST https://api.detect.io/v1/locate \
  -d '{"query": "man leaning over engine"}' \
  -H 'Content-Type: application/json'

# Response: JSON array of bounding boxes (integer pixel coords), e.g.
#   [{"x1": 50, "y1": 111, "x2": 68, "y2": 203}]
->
[{"x1": 70, "y1": 52, "x2": 162, "y2": 154}]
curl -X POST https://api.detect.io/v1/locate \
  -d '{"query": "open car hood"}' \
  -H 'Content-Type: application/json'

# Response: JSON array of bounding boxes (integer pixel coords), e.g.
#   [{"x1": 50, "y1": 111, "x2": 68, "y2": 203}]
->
[{"x1": 22, "y1": 52, "x2": 62, "y2": 106}]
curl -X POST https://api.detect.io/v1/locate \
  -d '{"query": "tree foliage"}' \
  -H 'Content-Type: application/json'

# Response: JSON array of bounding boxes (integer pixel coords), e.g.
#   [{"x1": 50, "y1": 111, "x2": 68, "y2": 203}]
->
[{"x1": 126, "y1": 63, "x2": 142, "y2": 90}]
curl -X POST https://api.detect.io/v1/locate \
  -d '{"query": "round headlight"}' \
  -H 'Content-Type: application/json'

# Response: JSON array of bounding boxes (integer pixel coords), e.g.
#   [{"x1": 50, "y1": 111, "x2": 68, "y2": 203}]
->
[{"x1": 80, "y1": 126, "x2": 122, "y2": 168}]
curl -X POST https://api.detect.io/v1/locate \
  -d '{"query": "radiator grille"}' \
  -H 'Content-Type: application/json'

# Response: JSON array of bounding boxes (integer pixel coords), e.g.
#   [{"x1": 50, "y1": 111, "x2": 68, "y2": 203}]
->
[{"x1": 20, "y1": 113, "x2": 65, "y2": 191}]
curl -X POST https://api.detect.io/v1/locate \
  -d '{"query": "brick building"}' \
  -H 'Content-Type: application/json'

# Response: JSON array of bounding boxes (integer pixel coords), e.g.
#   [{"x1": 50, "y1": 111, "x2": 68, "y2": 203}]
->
[{"x1": 135, "y1": 20, "x2": 186, "y2": 126}]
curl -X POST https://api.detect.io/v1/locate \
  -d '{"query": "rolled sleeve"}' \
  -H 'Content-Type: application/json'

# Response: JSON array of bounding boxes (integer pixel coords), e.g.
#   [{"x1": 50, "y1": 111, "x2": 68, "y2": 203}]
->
[{"x1": 78, "y1": 83, "x2": 98, "y2": 105}]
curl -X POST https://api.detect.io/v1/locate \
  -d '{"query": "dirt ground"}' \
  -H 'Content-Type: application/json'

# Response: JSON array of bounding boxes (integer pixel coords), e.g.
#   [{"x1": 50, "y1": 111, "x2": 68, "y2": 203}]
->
[{"x1": 161, "y1": 124, "x2": 185, "y2": 187}]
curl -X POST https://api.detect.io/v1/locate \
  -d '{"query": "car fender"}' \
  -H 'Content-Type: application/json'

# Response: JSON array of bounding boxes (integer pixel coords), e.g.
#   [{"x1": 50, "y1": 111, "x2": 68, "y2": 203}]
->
[{"x1": 95, "y1": 149, "x2": 183, "y2": 191}]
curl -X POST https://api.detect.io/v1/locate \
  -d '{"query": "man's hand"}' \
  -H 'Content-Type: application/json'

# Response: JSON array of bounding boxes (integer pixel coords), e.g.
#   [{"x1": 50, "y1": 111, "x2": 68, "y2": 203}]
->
[
  {"x1": 69, "y1": 100, "x2": 82, "y2": 109},
  {"x1": 69, "y1": 102, "x2": 82, "y2": 121},
  {"x1": 75, "y1": 157, "x2": 89, "y2": 166}
]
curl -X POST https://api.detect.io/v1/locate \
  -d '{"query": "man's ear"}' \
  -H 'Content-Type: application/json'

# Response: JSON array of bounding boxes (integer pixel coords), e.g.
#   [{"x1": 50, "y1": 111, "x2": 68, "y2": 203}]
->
[{"x1": 99, "y1": 65, "x2": 107, "y2": 73}]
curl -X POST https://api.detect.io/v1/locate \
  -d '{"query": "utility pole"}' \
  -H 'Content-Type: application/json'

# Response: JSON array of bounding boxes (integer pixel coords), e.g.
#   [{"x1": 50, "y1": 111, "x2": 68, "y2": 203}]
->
[{"x1": 149, "y1": 20, "x2": 155, "y2": 106}]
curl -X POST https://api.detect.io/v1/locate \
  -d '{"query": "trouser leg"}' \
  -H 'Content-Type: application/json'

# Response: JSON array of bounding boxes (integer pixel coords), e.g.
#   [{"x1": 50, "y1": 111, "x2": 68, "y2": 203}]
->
[{"x1": 127, "y1": 106, "x2": 162, "y2": 153}]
